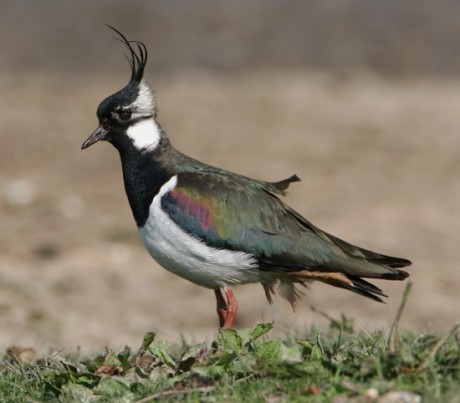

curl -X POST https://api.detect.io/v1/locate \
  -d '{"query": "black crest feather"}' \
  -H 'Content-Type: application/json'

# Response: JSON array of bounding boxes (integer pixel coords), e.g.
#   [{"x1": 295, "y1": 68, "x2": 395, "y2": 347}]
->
[{"x1": 106, "y1": 25, "x2": 148, "y2": 84}]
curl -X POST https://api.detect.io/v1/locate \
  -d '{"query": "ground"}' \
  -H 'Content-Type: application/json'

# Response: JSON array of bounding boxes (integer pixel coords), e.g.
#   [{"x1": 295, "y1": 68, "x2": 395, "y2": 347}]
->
[{"x1": 0, "y1": 69, "x2": 458, "y2": 352}]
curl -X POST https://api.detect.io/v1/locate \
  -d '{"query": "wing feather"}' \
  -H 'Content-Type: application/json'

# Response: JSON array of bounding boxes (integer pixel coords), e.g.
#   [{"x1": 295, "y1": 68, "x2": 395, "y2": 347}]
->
[{"x1": 160, "y1": 172, "x2": 410, "y2": 280}]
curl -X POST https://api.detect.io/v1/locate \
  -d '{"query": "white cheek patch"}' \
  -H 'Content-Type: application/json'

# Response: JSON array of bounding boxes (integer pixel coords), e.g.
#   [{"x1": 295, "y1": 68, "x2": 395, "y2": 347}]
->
[
  {"x1": 132, "y1": 81, "x2": 155, "y2": 113},
  {"x1": 126, "y1": 119, "x2": 161, "y2": 151}
]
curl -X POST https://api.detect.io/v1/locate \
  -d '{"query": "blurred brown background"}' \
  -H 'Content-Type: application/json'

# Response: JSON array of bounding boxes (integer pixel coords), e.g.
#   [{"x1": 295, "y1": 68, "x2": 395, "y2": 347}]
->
[{"x1": 0, "y1": 0, "x2": 459, "y2": 352}]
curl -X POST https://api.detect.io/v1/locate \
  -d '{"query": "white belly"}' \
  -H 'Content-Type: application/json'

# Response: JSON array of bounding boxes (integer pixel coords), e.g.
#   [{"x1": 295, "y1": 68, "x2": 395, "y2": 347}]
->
[{"x1": 138, "y1": 176, "x2": 261, "y2": 289}]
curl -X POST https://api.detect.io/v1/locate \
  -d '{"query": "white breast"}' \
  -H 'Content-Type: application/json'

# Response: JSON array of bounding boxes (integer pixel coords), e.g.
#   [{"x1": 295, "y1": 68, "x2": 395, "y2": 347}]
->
[{"x1": 138, "y1": 175, "x2": 261, "y2": 289}]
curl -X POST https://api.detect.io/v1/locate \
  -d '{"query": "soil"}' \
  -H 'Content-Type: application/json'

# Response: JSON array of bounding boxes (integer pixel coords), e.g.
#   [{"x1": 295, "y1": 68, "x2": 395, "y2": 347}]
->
[{"x1": 0, "y1": 70, "x2": 458, "y2": 352}]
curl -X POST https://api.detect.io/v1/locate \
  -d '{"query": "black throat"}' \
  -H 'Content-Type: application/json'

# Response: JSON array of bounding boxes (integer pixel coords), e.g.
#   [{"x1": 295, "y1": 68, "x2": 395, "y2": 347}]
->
[{"x1": 115, "y1": 135, "x2": 173, "y2": 227}]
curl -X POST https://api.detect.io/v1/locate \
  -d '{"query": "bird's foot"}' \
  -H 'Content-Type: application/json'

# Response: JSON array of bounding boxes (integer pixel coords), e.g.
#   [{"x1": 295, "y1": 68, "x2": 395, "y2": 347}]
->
[{"x1": 214, "y1": 288, "x2": 238, "y2": 328}]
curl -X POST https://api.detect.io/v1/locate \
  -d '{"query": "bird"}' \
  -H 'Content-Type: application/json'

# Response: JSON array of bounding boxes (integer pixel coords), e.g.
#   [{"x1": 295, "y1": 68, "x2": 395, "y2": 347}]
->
[{"x1": 82, "y1": 28, "x2": 412, "y2": 329}]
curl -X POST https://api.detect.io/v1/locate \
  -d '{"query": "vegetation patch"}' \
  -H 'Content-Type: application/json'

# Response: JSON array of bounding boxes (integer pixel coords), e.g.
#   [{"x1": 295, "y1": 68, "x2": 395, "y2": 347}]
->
[{"x1": 1, "y1": 286, "x2": 459, "y2": 402}]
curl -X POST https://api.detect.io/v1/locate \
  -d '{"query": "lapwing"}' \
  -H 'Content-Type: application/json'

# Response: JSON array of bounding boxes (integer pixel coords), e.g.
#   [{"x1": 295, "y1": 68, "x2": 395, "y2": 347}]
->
[{"x1": 82, "y1": 28, "x2": 412, "y2": 328}]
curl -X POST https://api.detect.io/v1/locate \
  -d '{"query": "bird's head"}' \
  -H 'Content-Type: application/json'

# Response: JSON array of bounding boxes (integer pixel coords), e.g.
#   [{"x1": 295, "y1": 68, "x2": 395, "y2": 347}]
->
[{"x1": 82, "y1": 27, "x2": 161, "y2": 152}]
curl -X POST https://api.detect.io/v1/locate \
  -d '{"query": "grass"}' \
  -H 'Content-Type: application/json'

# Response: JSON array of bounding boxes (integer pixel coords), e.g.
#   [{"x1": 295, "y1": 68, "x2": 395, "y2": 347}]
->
[{"x1": 0, "y1": 284, "x2": 459, "y2": 402}]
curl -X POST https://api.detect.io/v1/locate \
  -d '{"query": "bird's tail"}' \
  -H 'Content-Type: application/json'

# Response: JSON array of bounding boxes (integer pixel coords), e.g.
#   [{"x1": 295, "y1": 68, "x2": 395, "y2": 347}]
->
[{"x1": 289, "y1": 268, "x2": 408, "y2": 303}]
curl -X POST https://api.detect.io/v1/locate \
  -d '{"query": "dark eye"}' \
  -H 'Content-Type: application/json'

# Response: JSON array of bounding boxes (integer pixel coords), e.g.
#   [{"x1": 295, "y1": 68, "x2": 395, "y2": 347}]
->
[{"x1": 118, "y1": 110, "x2": 132, "y2": 121}]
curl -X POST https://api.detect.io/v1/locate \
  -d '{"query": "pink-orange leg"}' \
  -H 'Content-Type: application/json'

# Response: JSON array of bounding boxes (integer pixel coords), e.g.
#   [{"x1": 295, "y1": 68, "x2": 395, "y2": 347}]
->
[{"x1": 214, "y1": 288, "x2": 238, "y2": 328}]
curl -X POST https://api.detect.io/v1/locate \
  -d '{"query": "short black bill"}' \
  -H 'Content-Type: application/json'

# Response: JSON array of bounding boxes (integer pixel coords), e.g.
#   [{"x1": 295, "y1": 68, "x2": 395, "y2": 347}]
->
[{"x1": 81, "y1": 126, "x2": 109, "y2": 149}]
